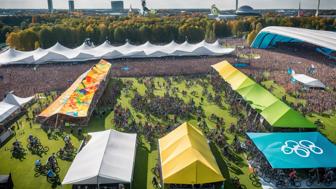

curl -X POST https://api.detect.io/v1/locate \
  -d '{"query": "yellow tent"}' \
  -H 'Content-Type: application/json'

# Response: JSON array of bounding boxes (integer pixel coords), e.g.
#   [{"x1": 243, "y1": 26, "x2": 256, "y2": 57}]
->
[
  {"x1": 211, "y1": 60, "x2": 237, "y2": 79},
  {"x1": 158, "y1": 122, "x2": 224, "y2": 184}
]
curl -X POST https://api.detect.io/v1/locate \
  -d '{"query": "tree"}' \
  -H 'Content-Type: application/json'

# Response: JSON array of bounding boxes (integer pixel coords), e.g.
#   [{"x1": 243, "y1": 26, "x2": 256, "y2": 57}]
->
[
  {"x1": 114, "y1": 27, "x2": 127, "y2": 44},
  {"x1": 139, "y1": 25, "x2": 151, "y2": 43},
  {"x1": 39, "y1": 27, "x2": 54, "y2": 48},
  {"x1": 246, "y1": 30, "x2": 258, "y2": 45}
]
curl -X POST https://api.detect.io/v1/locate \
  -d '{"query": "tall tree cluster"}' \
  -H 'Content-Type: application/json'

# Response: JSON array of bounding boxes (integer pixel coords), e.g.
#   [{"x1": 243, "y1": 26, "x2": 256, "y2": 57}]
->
[{"x1": 1, "y1": 14, "x2": 335, "y2": 51}]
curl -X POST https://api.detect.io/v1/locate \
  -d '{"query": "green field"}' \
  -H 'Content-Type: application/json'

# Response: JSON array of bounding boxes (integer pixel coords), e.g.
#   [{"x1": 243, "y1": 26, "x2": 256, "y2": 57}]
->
[{"x1": 0, "y1": 75, "x2": 335, "y2": 189}]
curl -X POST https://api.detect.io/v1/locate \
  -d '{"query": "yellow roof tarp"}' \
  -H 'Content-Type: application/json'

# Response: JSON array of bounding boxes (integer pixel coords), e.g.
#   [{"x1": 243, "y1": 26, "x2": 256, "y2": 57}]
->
[
  {"x1": 211, "y1": 60, "x2": 237, "y2": 79},
  {"x1": 158, "y1": 122, "x2": 224, "y2": 184},
  {"x1": 39, "y1": 60, "x2": 111, "y2": 118}
]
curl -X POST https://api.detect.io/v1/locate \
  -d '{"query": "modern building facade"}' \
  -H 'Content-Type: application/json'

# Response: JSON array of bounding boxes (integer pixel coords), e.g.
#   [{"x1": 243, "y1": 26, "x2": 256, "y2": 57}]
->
[
  {"x1": 69, "y1": 0, "x2": 75, "y2": 13},
  {"x1": 111, "y1": 0, "x2": 124, "y2": 12},
  {"x1": 47, "y1": 0, "x2": 53, "y2": 13}
]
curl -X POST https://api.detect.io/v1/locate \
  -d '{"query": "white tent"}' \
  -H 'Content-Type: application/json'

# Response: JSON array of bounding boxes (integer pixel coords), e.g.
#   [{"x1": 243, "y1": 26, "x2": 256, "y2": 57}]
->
[
  {"x1": 292, "y1": 74, "x2": 326, "y2": 88},
  {"x1": 62, "y1": 129, "x2": 137, "y2": 185},
  {"x1": 0, "y1": 40, "x2": 235, "y2": 65},
  {"x1": 3, "y1": 93, "x2": 34, "y2": 107},
  {"x1": 0, "y1": 48, "x2": 34, "y2": 65},
  {"x1": 0, "y1": 102, "x2": 19, "y2": 123}
]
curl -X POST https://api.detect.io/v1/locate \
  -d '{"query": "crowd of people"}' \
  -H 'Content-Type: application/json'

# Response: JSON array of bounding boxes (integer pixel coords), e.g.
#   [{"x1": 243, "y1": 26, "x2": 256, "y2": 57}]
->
[{"x1": 240, "y1": 42, "x2": 336, "y2": 114}]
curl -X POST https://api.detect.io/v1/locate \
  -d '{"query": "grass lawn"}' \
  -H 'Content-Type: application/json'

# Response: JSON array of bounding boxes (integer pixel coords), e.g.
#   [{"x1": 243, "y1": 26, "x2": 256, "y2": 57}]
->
[{"x1": 0, "y1": 76, "x2": 335, "y2": 189}]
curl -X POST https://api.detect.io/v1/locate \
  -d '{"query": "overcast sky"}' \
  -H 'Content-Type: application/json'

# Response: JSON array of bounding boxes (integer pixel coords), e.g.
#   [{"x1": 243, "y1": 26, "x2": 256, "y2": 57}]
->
[{"x1": 0, "y1": 0, "x2": 335, "y2": 9}]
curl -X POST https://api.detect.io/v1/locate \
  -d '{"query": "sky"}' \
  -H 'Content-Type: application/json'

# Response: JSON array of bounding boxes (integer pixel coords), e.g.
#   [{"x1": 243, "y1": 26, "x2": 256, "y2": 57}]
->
[{"x1": 0, "y1": 0, "x2": 335, "y2": 10}]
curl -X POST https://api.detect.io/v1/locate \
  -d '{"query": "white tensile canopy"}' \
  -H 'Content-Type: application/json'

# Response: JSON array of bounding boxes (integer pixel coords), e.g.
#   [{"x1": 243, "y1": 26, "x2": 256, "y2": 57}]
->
[
  {"x1": 62, "y1": 129, "x2": 137, "y2": 185},
  {"x1": 0, "y1": 48, "x2": 34, "y2": 65},
  {"x1": 292, "y1": 74, "x2": 326, "y2": 89},
  {"x1": 0, "y1": 102, "x2": 19, "y2": 123},
  {"x1": 252, "y1": 26, "x2": 336, "y2": 51},
  {"x1": 0, "y1": 40, "x2": 235, "y2": 65},
  {"x1": 3, "y1": 93, "x2": 34, "y2": 107}
]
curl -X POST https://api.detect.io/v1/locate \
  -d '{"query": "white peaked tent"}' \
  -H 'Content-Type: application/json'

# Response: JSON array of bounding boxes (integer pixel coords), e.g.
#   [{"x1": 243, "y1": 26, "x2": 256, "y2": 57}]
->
[
  {"x1": 0, "y1": 40, "x2": 235, "y2": 65},
  {"x1": 62, "y1": 129, "x2": 137, "y2": 185},
  {"x1": 0, "y1": 93, "x2": 34, "y2": 123},
  {"x1": 3, "y1": 93, "x2": 34, "y2": 107},
  {"x1": 0, "y1": 48, "x2": 34, "y2": 65},
  {"x1": 292, "y1": 74, "x2": 326, "y2": 89},
  {"x1": 0, "y1": 102, "x2": 19, "y2": 123},
  {"x1": 70, "y1": 43, "x2": 95, "y2": 61}
]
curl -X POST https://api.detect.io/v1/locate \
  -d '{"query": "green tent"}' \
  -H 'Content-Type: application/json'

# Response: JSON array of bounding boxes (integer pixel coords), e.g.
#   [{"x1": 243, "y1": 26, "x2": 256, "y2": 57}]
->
[
  {"x1": 238, "y1": 84, "x2": 278, "y2": 111},
  {"x1": 236, "y1": 83, "x2": 258, "y2": 97},
  {"x1": 260, "y1": 100, "x2": 316, "y2": 129},
  {"x1": 234, "y1": 78, "x2": 256, "y2": 91}
]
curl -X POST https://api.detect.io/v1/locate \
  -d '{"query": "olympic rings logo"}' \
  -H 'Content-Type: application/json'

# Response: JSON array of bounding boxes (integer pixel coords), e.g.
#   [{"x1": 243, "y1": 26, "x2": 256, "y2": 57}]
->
[{"x1": 281, "y1": 140, "x2": 323, "y2": 158}]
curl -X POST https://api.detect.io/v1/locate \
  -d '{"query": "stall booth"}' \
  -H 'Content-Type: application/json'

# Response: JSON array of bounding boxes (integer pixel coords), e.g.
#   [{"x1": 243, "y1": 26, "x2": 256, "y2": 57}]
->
[
  {"x1": 0, "y1": 93, "x2": 34, "y2": 145},
  {"x1": 247, "y1": 132, "x2": 336, "y2": 188},
  {"x1": 37, "y1": 60, "x2": 112, "y2": 127},
  {"x1": 158, "y1": 122, "x2": 224, "y2": 189},
  {"x1": 212, "y1": 61, "x2": 316, "y2": 131},
  {"x1": 62, "y1": 129, "x2": 137, "y2": 189}
]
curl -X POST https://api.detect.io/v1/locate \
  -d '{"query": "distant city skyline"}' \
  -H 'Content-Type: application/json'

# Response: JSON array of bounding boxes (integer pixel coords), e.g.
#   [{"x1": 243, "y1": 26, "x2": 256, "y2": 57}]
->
[{"x1": 0, "y1": 0, "x2": 335, "y2": 10}]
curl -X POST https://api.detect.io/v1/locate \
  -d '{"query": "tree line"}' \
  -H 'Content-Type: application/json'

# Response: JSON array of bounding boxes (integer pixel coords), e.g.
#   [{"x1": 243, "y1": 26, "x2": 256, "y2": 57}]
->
[{"x1": 1, "y1": 13, "x2": 335, "y2": 51}]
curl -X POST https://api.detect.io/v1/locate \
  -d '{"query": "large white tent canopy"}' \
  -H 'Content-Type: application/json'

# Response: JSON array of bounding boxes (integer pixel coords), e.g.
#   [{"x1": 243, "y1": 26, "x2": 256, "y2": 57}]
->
[
  {"x1": 0, "y1": 93, "x2": 34, "y2": 123},
  {"x1": 292, "y1": 74, "x2": 326, "y2": 89},
  {"x1": 251, "y1": 26, "x2": 336, "y2": 51},
  {"x1": 3, "y1": 93, "x2": 34, "y2": 107},
  {"x1": 0, "y1": 40, "x2": 235, "y2": 65},
  {"x1": 0, "y1": 102, "x2": 19, "y2": 123},
  {"x1": 62, "y1": 129, "x2": 137, "y2": 185}
]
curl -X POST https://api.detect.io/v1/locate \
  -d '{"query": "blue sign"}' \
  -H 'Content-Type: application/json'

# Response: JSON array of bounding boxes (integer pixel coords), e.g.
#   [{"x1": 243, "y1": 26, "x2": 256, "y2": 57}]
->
[{"x1": 247, "y1": 132, "x2": 336, "y2": 169}]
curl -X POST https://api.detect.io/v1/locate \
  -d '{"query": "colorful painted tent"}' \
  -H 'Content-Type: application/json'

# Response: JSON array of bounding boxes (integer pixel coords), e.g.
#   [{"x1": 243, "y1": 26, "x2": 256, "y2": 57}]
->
[
  {"x1": 260, "y1": 100, "x2": 316, "y2": 128},
  {"x1": 38, "y1": 60, "x2": 111, "y2": 120},
  {"x1": 247, "y1": 132, "x2": 336, "y2": 169},
  {"x1": 158, "y1": 122, "x2": 224, "y2": 184},
  {"x1": 212, "y1": 61, "x2": 316, "y2": 129}
]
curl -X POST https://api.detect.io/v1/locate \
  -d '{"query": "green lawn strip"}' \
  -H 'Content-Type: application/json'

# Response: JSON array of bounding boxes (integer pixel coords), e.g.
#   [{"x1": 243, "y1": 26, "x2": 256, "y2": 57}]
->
[{"x1": 307, "y1": 113, "x2": 336, "y2": 143}]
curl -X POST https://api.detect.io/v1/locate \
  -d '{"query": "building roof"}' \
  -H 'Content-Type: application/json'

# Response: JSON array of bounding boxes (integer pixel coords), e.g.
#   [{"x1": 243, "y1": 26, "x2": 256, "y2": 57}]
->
[{"x1": 251, "y1": 26, "x2": 336, "y2": 51}]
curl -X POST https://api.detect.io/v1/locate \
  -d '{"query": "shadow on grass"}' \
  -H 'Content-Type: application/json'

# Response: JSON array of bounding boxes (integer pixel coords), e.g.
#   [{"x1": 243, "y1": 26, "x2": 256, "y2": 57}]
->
[
  {"x1": 209, "y1": 143, "x2": 231, "y2": 188},
  {"x1": 132, "y1": 140, "x2": 149, "y2": 189},
  {"x1": 210, "y1": 142, "x2": 247, "y2": 189}
]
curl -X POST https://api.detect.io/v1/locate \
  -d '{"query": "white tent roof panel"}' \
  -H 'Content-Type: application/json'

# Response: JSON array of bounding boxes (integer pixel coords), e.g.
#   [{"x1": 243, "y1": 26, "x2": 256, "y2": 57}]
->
[
  {"x1": 3, "y1": 93, "x2": 34, "y2": 107},
  {"x1": 0, "y1": 102, "x2": 19, "y2": 123},
  {"x1": 293, "y1": 74, "x2": 326, "y2": 88},
  {"x1": 62, "y1": 130, "x2": 137, "y2": 185},
  {"x1": 0, "y1": 40, "x2": 234, "y2": 65}
]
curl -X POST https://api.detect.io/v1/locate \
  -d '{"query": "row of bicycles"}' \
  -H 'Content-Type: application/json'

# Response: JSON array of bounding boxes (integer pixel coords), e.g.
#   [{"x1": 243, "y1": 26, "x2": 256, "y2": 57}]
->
[
  {"x1": 9, "y1": 134, "x2": 77, "y2": 185},
  {"x1": 33, "y1": 135, "x2": 77, "y2": 184}
]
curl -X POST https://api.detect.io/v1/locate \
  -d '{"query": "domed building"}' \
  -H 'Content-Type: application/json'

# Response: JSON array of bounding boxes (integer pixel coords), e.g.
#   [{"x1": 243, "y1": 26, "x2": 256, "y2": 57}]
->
[{"x1": 236, "y1": 5, "x2": 261, "y2": 16}]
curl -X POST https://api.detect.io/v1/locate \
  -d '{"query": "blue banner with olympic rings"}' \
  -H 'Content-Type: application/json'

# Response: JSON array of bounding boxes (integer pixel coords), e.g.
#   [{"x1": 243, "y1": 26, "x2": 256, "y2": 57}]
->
[{"x1": 247, "y1": 132, "x2": 336, "y2": 168}]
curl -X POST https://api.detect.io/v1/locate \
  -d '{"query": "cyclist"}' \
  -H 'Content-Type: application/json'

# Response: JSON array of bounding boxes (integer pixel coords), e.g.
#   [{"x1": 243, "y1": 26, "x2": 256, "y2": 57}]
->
[
  {"x1": 47, "y1": 169, "x2": 56, "y2": 178},
  {"x1": 35, "y1": 159, "x2": 41, "y2": 167},
  {"x1": 64, "y1": 135, "x2": 70, "y2": 144},
  {"x1": 289, "y1": 169, "x2": 297, "y2": 185},
  {"x1": 12, "y1": 140, "x2": 20, "y2": 151},
  {"x1": 324, "y1": 168, "x2": 334, "y2": 182}
]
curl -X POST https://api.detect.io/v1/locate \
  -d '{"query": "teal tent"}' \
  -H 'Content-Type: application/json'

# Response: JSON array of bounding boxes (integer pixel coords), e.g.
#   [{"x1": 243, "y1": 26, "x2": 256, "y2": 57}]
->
[{"x1": 247, "y1": 132, "x2": 336, "y2": 169}]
